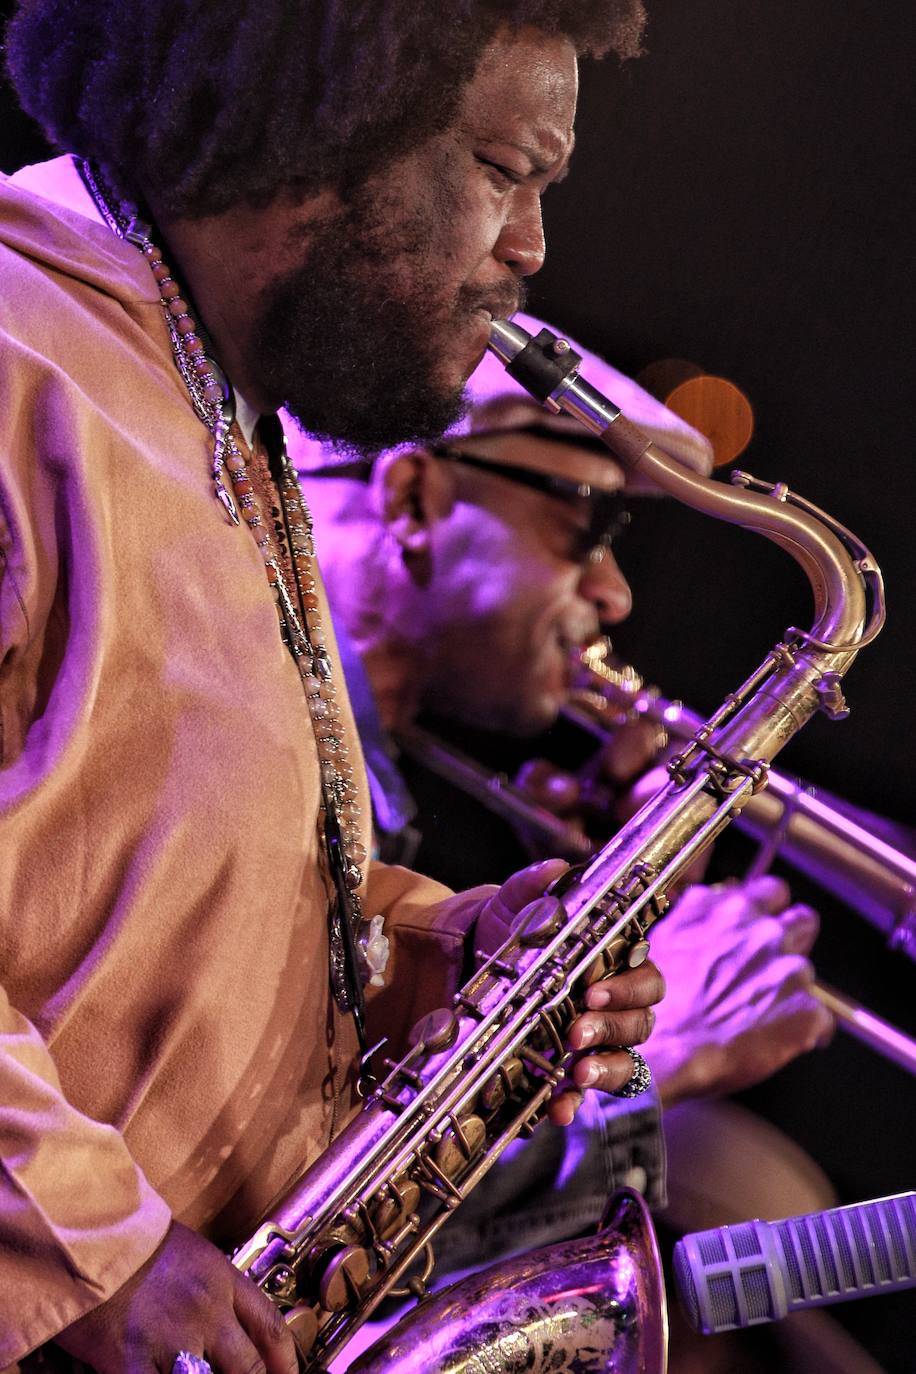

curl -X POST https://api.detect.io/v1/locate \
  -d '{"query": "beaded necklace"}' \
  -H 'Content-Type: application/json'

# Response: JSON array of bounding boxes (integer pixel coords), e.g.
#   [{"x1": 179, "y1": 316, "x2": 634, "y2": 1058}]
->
[{"x1": 79, "y1": 160, "x2": 382, "y2": 1064}]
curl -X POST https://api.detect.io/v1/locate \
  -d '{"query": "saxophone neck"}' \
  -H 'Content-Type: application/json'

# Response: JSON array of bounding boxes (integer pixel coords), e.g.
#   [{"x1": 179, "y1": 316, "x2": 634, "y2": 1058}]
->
[{"x1": 488, "y1": 320, "x2": 885, "y2": 690}]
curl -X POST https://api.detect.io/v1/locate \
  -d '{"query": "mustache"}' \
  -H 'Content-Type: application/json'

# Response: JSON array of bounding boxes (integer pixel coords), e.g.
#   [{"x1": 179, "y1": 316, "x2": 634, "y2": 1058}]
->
[{"x1": 458, "y1": 279, "x2": 527, "y2": 323}]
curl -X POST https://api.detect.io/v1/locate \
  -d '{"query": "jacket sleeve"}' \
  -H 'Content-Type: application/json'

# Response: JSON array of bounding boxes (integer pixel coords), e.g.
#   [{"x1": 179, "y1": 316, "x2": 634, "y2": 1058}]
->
[
  {"x1": 0, "y1": 990, "x2": 172, "y2": 1363},
  {"x1": 0, "y1": 321, "x2": 171, "y2": 1363}
]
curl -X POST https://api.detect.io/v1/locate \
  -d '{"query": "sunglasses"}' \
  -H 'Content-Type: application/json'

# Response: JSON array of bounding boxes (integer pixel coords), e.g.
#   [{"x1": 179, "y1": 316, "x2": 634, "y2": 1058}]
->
[{"x1": 429, "y1": 441, "x2": 631, "y2": 561}]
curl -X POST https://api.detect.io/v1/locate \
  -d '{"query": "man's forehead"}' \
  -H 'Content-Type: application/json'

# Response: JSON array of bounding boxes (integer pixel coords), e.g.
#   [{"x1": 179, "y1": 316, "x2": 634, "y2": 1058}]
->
[{"x1": 461, "y1": 29, "x2": 578, "y2": 162}]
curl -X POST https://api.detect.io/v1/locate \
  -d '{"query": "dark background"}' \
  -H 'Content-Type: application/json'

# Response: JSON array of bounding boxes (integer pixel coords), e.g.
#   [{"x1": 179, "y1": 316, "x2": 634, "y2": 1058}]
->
[
  {"x1": 2, "y1": 2, "x2": 913, "y2": 1367},
  {"x1": 531, "y1": 0, "x2": 914, "y2": 825}
]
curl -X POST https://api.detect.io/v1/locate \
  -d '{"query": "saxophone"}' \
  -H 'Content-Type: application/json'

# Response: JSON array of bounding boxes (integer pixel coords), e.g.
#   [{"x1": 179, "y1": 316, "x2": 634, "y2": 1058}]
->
[{"x1": 232, "y1": 321, "x2": 885, "y2": 1372}]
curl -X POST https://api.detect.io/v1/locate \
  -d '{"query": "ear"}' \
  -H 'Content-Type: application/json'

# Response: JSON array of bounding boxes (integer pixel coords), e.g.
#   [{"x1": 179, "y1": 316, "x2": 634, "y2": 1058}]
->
[{"x1": 371, "y1": 449, "x2": 457, "y2": 556}]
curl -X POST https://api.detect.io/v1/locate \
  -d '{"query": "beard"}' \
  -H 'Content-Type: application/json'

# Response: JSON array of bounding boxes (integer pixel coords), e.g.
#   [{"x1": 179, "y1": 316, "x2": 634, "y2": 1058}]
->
[{"x1": 250, "y1": 194, "x2": 522, "y2": 455}]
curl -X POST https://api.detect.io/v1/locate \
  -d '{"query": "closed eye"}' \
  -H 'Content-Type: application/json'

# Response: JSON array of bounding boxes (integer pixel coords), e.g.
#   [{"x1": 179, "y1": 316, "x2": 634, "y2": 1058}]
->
[{"x1": 477, "y1": 156, "x2": 524, "y2": 189}]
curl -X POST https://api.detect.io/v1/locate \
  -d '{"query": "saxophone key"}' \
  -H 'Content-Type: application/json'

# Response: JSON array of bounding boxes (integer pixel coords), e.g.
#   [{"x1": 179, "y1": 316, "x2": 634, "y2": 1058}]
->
[
  {"x1": 407, "y1": 1006, "x2": 459, "y2": 1053},
  {"x1": 434, "y1": 1113, "x2": 487, "y2": 1177},
  {"x1": 627, "y1": 939, "x2": 651, "y2": 968},
  {"x1": 479, "y1": 1055, "x2": 524, "y2": 1110},
  {"x1": 373, "y1": 1179, "x2": 421, "y2": 1239},
  {"x1": 317, "y1": 1243, "x2": 372, "y2": 1311},
  {"x1": 515, "y1": 895, "x2": 565, "y2": 945},
  {"x1": 283, "y1": 1303, "x2": 319, "y2": 1358}
]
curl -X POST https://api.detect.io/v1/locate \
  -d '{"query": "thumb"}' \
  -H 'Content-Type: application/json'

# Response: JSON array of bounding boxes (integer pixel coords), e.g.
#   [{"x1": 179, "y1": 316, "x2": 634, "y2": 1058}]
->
[
  {"x1": 474, "y1": 859, "x2": 569, "y2": 956},
  {"x1": 232, "y1": 1270, "x2": 298, "y2": 1373},
  {"x1": 488, "y1": 858, "x2": 569, "y2": 924}
]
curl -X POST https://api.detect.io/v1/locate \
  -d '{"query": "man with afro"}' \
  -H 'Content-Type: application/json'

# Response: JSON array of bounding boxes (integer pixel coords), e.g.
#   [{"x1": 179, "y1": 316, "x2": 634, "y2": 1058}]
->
[{"x1": 0, "y1": 3, "x2": 661, "y2": 1371}]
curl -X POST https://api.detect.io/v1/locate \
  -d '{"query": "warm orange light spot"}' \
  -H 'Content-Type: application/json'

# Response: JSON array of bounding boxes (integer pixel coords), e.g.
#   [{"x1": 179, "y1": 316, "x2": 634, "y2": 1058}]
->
[{"x1": 665, "y1": 375, "x2": 755, "y2": 467}]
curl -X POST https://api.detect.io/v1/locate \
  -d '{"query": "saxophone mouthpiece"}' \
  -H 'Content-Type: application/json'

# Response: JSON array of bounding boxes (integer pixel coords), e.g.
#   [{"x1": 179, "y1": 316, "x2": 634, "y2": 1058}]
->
[
  {"x1": 487, "y1": 319, "x2": 584, "y2": 407},
  {"x1": 487, "y1": 317, "x2": 529, "y2": 364}
]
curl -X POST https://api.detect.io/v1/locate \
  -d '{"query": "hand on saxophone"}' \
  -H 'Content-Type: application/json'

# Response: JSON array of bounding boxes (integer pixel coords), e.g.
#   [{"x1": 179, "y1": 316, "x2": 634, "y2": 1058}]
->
[
  {"x1": 643, "y1": 874, "x2": 836, "y2": 1108},
  {"x1": 475, "y1": 859, "x2": 666, "y2": 1128},
  {"x1": 54, "y1": 1220, "x2": 298, "y2": 1374}
]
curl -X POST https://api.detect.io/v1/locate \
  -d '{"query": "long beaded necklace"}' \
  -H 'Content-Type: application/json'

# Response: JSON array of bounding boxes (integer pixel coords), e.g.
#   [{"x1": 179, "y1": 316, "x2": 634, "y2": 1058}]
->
[{"x1": 78, "y1": 160, "x2": 383, "y2": 1064}]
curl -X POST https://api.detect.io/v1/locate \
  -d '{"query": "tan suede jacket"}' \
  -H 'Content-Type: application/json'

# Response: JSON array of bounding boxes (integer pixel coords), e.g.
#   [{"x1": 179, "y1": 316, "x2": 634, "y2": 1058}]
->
[{"x1": 0, "y1": 159, "x2": 484, "y2": 1365}]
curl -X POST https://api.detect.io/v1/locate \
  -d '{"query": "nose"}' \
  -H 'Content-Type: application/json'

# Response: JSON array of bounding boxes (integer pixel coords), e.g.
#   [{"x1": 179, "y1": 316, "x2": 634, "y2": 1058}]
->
[
  {"x1": 495, "y1": 188, "x2": 546, "y2": 278},
  {"x1": 577, "y1": 546, "x2": 632, "y2": 625}
]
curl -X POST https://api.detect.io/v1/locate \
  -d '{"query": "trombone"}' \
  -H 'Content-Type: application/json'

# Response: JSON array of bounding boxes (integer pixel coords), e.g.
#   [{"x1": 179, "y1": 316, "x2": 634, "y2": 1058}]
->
[{"x1": 397, "y1": 642, "x2": 916, "y2": 1076}]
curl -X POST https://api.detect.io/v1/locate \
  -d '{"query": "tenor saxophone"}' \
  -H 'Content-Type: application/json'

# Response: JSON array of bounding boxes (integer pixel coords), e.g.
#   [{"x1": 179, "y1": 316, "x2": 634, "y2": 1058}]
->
[{"x1": 232, "y1": 321, "x2": 885, "y2": 1373}]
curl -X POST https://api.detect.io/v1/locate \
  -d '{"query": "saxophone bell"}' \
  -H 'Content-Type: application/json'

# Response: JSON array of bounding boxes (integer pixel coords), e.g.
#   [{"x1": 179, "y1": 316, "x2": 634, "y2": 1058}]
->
[{"x1": 347, "y1": 1189, "x2": 666, "y2": 1374}]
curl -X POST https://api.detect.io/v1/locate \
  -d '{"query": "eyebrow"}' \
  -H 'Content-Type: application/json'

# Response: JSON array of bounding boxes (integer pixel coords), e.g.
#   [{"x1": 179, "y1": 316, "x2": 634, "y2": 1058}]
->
[{"x1": 534, "y1": 136, "x2": 575, "y2": 181}]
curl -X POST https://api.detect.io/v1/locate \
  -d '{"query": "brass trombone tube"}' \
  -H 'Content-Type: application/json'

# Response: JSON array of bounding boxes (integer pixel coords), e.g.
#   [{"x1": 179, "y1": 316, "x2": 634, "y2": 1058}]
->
[
  {"x1": 398, "y1": 723, "x2": 916, "y2": 1076},
  {"x1": 566, "y1": 673, "x2": 916, "y2": 961},
  {"x1": 396, "y1": 724, "x2": 593, "y2": 861},
  {"x1": 812, "y1": 981, "x2": 916, "y2": 1075}
]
